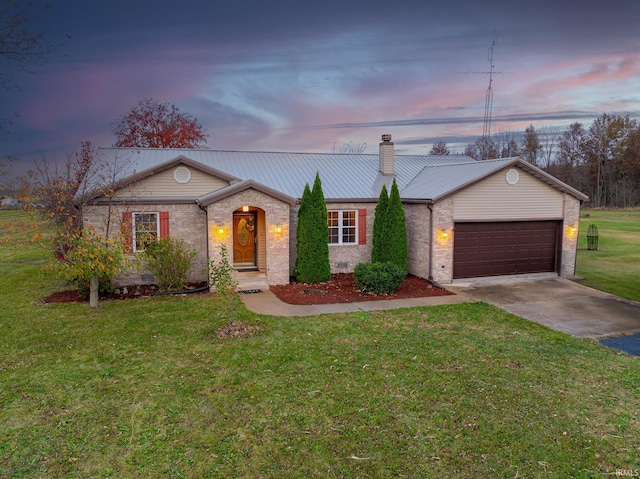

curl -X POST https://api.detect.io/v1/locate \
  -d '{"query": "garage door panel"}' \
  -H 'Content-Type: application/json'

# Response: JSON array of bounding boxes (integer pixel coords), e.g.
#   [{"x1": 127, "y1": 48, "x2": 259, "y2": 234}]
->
[{"x1": 453, "y1": 221, "x2": 560, "y2": 279}]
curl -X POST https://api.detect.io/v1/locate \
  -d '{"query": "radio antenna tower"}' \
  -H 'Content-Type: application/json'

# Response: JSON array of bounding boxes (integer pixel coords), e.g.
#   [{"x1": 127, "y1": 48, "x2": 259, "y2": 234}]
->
[
  {"x1": 483, "y1": 30, "x2": 498, "y2": 142},
  {"x1": 459, "y1": 29, "x2": 510, "y2": 159}
]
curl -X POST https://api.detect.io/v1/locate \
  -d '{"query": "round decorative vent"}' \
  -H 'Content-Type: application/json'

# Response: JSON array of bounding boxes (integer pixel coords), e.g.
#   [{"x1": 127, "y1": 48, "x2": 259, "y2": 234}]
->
[
  {"x1": 505, "y1": 168, "x2": 520, "y2": 185},
  {"x1": 173, "y1": 166, "x2": 191, "y2": 184}
]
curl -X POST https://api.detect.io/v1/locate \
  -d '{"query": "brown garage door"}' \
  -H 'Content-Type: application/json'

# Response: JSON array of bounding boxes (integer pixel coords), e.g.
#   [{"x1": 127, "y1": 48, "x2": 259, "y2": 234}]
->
[{"x1": 453, "y1": 221, "x2": 560, "y2": 279}]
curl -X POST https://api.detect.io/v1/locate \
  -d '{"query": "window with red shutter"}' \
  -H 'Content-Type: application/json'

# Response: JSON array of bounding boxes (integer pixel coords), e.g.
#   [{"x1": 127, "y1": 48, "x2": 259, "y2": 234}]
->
[
  {"x1": 159, "y1": 211, "x2": 169, "y2": 238},
  {"x1": 121, "y1": 211, "x2": 133, "y2": 253},
  {"x1": 358, "y1": 209, "x2": 366, "y2": 245}
]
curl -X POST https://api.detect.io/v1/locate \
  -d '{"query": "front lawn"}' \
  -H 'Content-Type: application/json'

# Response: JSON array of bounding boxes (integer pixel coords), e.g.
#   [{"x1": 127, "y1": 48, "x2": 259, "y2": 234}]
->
[
  {"x1": 1, "y1": 210, "x2": 639, "y2": 478},
  {"x1": 577, "y1": 208, "x2": 640, "y2": 302}
]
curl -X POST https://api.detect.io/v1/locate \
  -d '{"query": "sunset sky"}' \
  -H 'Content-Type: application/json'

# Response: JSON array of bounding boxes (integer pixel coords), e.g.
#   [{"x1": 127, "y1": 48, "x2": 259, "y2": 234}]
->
[{"x1": 2, "y1": 0, "x2": 640, "y2": 171}]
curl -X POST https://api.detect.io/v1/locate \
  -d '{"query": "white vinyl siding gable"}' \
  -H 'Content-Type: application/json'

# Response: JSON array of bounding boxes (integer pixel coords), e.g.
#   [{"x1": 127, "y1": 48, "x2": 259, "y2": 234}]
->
[
  {"x1": 113, "y1": 166, "x2": 230, "y2": 198},
  {"x1": 453, "y1": 167, "x2": 564, "y2": 221}
]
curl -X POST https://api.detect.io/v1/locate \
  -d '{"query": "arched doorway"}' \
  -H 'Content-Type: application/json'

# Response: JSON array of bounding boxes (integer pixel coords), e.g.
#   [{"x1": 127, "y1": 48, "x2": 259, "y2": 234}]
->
[{"x1": 233, "y1": 210, "x2": 257, "y2": 269}]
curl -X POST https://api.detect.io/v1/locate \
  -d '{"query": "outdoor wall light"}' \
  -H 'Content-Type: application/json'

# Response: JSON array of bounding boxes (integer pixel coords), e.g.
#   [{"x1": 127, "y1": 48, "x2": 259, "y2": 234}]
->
[
  {"x1": 439, "y1": 229, "x2": 450, "y2": 240},
  {"x1": 275, "y1": 224, "x2": 282, "y2": 234},
  {"x1": 242, "y1": 205, "x2": 249, "y2": 212},
  {"x1": 567, "y1": 225, "x2": 577, "y2": 236},
  {"x1": 217, "y1": 225, "x2": 225, "y2": 235}
]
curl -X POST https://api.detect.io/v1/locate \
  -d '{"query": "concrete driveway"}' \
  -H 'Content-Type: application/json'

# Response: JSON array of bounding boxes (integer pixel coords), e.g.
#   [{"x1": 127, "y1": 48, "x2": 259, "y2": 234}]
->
[{"x1": 449, "y1": 274, "x2": 640, "y2": 339}]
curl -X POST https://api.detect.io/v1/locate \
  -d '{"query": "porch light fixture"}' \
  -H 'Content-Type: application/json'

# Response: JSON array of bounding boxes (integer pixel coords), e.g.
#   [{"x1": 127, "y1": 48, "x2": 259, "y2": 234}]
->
[
  {"x1": 217, "y1": 225, "x2": 225, "y2": 235},
  {"x1": 439, "y1": 229, "x2": 450, "y2": 240},
  {"x1": 567, "y1": 224, "x2": 577, "y2": 236},
  {"x1": 242, "y1": 205, "x2": 249, "y2": 212},
  {"x1": 275, "y1": 224, "x2": 282, "y2": 234}
]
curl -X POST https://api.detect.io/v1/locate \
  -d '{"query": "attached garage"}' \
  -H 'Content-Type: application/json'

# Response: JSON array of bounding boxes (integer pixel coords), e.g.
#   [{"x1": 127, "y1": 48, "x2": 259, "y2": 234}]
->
[
  {"x1": 403, "y1": 159, "x2": 589, "y2": 284},
  {"x1": 453, "y1": 220, "x2": 561, "y2": 279}
]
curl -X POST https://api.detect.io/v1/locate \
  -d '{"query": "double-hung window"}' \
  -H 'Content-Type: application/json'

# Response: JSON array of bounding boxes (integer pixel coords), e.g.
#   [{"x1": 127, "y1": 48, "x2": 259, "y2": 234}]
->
[
  {"x1": 328, "y1": 210, "x2": 357, "y2": 245},
  {"x1": 133, "y1": 212, "x2": 159, "y2": 252}
]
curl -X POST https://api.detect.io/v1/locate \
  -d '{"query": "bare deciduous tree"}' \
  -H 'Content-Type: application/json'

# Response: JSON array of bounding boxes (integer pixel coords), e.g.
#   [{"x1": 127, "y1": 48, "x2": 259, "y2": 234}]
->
[
  {"x1": 520, "y1": 124, "x2": 541, "y2": 166},
  {"x1": 429, "y1": 140, "x2": 450, "y2": 155},
  {"x1": 0, "y1": 1, "x2": 69, "y2": 92},
  {"x1": 332, "y1": 141, "x2": 367, "y2": 154}
]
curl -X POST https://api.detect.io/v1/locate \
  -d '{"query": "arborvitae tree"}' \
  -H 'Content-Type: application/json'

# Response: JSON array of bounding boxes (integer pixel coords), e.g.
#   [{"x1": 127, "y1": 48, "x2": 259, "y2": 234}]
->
[
  {"x1": 309, "y1": 172, "x2": 331, "y2": 281},
  {"x1": 294, "y1": 173, "x2": 330, "y2": 283},
  {"x1": 371, "y1": 184, "x2": 389, "y2": 263},
  {"x1": 385, "y1": 179, "x2": 407, "y2": 274},
  {"x1": 294, "y1": 183, "x2": 312, "y2": 281}
]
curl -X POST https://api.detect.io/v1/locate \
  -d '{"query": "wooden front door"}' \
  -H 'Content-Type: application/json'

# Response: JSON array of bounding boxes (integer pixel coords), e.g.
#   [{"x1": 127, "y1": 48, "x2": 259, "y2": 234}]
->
[{"x1": 233, "y1": 213, "x2": 256, "y2": 267}]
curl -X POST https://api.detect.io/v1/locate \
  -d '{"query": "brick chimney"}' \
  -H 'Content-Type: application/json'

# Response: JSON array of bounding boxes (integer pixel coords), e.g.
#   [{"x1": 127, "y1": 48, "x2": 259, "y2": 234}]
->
[{"x1": 379, "y1": 134, "x2": 394, "y2": 175}]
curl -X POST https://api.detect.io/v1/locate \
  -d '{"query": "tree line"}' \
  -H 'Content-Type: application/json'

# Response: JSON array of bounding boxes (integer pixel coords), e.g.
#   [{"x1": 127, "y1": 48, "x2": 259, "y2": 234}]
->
[{"x1": 430, "y1": 113, "x2": 640, "y2": 208}]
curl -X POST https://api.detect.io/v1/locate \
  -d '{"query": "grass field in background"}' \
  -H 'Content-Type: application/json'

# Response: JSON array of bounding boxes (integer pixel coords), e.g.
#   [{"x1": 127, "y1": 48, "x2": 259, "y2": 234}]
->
[
  {"x1": 1, "y1": 209, "x2": 639, "y2": 478},
  {"x1": 577, "y1": 209, "x2": 640, "y2": 302}
]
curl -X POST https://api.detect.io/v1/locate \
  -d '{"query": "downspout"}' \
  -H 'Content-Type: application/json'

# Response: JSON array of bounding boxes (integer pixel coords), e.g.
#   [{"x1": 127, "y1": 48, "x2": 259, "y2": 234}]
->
[
  {"x1": 427, "y1": 203, "x2": 434, "y2": 281},
  {"x1": 197, "y1": 201, "x2": 210, "y2": 285},
  {"x1": 573, "y1": 199, "x2": 584, "y2": 277}
]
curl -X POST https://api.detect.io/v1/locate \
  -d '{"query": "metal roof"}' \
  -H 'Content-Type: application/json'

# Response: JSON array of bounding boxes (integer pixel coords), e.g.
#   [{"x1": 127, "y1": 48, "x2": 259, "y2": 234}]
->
[
  {"x1": 402, "y1": 156, "x2": 589, "y2": 202},
  {"x1": 95, "y1": 148, "x2": 588, "y2": 202},
  {"x1": 402, "y1": 157, "x2": 519, "y2": 200},
  {"x1": 96, "y1": 148, "x2": 472, "y2": 200}
]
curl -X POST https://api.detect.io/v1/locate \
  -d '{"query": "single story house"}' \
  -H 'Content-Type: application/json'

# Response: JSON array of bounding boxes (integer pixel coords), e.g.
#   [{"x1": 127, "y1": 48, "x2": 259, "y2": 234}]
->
[{"x1": 83, "y1": 134, "x2": 588, "y2": 289}]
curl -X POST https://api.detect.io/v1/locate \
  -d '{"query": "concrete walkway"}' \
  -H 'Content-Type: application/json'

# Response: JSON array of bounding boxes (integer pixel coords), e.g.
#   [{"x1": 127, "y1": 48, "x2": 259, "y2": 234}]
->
[
  {"x1": 240, "y1": 273, "x2": 640, "y2": 341},
  {"x1": 239, "y1": 288, "x2": 472, "y2": 317}
]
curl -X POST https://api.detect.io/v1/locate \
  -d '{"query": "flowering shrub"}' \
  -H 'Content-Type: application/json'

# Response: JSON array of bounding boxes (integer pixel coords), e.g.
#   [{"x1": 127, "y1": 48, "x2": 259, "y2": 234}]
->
[{"x1": 143, "y1": 237, "x2": 196, "y2": 291}]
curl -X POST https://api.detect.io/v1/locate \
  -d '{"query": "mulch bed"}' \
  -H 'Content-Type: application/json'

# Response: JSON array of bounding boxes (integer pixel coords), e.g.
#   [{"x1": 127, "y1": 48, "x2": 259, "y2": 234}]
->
[
  {"x1": 43, "y1": 282, "x2": 209, "y2": 304},
  {"x1": 270, "y1": 273, "x2": 453, "y2": 305},
  {"x1": 43, "y1": 274, "x2": 453, "y2": 306}
]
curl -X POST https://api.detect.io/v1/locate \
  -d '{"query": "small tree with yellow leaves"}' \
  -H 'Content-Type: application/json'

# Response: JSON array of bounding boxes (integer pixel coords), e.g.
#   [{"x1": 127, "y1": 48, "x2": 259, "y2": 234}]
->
[{"x1": 45, "y1": 227, "x2": 134, "y2": 308}]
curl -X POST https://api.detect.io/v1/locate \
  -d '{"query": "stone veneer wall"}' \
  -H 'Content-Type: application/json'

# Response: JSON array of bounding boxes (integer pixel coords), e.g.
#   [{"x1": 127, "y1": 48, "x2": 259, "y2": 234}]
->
[
  {"x1": 404, "y1": 203, "x2": 431, "y2": 280},
  {"x1": 207, "y1": 189, "x2": 290, "y2": 285},
  {"x1": 82, "y1": 203, "x2": 208, "y2": 286},
  {"x1": 430, "y1": 198, "x2": 455, "y2": 284},
  {"x1": 561, "y1": 194, "x2": 582, "y2": 277}
]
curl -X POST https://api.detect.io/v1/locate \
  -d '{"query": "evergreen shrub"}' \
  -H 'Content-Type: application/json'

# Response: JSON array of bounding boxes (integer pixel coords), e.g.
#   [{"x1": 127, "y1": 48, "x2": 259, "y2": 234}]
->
[{"x1": 354, "y1": 262, "x2": 405, "y2": 295}]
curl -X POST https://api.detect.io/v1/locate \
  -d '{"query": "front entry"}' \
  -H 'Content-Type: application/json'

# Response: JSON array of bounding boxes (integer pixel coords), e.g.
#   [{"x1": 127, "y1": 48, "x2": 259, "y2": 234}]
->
[{"x1": 233, "y1": 212, "x2": 257, "y2": 269}]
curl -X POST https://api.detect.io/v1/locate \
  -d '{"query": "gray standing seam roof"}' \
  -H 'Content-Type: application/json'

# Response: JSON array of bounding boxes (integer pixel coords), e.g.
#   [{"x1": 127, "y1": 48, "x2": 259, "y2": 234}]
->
[{"x1": 94, "y1": 148, "x2": 587, "y2": 202}]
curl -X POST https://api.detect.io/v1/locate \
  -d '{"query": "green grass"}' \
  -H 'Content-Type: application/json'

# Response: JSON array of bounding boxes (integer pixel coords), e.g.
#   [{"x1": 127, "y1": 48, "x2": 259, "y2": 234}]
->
[
  {"x1": 577, "y1": 208, "x2": 640, "y2": 301},
  {"x1": 1, "y1": 210, "x2": 639, "y2": 478}
]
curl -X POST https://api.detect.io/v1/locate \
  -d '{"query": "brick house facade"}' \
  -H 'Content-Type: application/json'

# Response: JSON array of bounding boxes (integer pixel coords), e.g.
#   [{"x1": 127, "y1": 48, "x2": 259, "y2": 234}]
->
[{"x1": 83, "y1": 136, "x2": 587, "y2": 288}]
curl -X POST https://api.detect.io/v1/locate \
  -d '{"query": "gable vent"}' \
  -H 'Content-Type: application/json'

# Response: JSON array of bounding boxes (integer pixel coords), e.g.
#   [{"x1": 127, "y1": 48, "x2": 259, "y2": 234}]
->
[
  {"x1": 174, "y1": 166, "x2": 191, "y2": 184},
  {"x1": 505, "y1": 168, "x2": 520, "y2": 185}
]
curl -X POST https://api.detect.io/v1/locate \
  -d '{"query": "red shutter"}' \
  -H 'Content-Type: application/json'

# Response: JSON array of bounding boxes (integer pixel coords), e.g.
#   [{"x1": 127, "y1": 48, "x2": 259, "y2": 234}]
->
[
  {"x1": 121, "y1": 212, "x2": 133, "y2": 253},
  {"x1": 159, "y1": 211, "x2": 170, "y2": 238},
  {"x1": 358, "y1": 208, "x2": 367, "y2": 245}
]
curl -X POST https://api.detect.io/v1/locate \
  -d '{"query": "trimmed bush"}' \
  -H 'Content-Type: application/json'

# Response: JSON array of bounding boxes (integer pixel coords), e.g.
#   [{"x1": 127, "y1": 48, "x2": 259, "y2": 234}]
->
[
  {"x1": 354, "y1": 262, "x2": 405, "y2": 295},
  {"x1": 143, "y1": 237, "x2": 196, "y2": 291}
]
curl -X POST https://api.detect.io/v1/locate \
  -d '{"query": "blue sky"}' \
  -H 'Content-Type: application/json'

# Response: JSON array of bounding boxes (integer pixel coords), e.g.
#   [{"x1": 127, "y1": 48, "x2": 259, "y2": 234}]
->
[{"x1": 2, "y1": 0, "x2": 640, "y2": 172}]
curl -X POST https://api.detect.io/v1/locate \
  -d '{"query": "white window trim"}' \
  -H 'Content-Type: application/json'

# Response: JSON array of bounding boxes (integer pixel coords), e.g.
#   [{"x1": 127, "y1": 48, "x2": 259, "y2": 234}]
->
[
  {"x1": 133, "y1": 211, "x2": 160, "y2": 252},
  {"x1": 328, "y1": 210, "x2": 358, "y2": 245}
]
